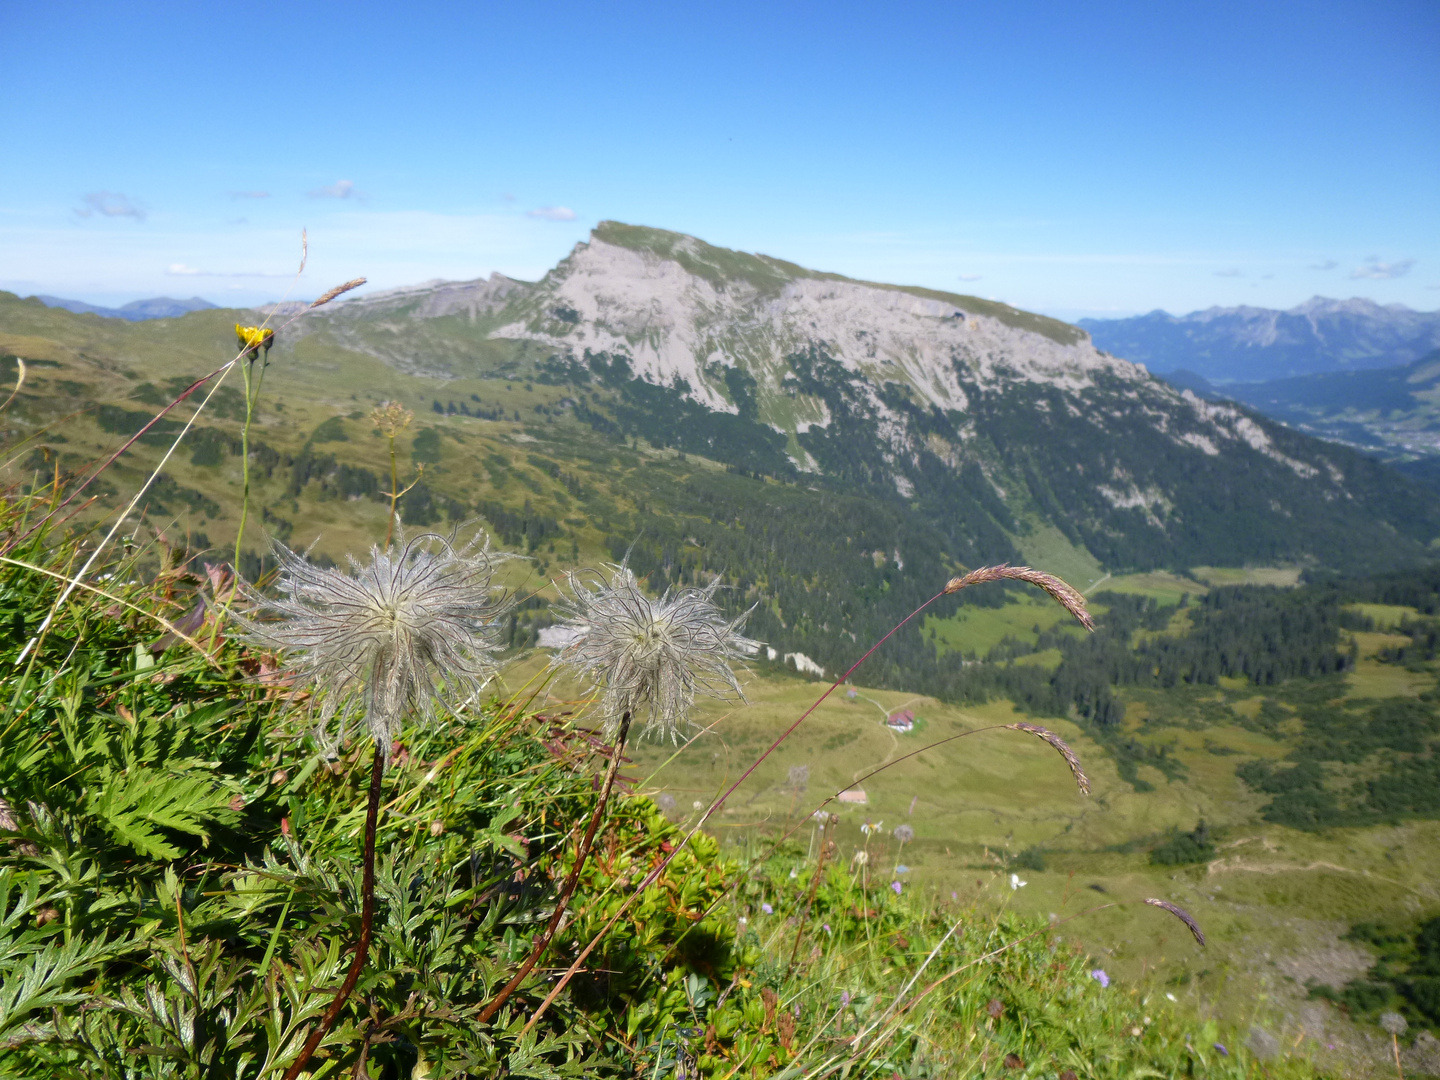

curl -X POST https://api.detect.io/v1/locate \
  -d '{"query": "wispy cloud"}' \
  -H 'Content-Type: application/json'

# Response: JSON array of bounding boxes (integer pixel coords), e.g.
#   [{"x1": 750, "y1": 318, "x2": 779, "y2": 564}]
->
[
  {"x1": 1214, "y1": 268, "x2": 1244, "y2": 278},
  {"x1": 229, "y1": 190, "x2": 270, "y2": 199},
  {"x1": 527, "y1": 206, "x2": 576, "y2": 221},
  {"x1": 308, "y1": 179, "x2": 358, "y2": 199},
  {"x1": 957, "y1": 273, "x2": 982, "y2": 282},
  {"x1": 76, "y1": 191, "x2": 146, "y2": 220},
  {"x1": 1310, "y1": 258, "x2": 1337, "y2": 270},
  {"x1": 167, "y1": 263, "x2": 291, "y2": 278},
  {"x1": 1351, "y1": 257, "x2": 1415, "y2": 280}
]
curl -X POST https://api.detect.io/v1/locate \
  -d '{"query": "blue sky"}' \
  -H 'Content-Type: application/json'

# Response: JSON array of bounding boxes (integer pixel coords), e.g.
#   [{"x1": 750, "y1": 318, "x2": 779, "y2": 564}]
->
[{"x1": 2, "y1": 0, "x2": 1437, "y2": 318}]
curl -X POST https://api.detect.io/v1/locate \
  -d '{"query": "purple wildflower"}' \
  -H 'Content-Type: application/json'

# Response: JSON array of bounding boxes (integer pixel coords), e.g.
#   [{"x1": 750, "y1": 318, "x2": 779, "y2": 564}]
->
[
  {"x1": 1213, "y1": 1043, "x2": 1228, "y2": 1057},
  {"x1": 891, "y1": 881, "x2": 902, "y2": 895},
  {"x1": 1090, "y1": 969, "x2": 1110, "y2": 988},
  {"x1": 761, "y1": 903, "x2": 773, "y2": 915}
]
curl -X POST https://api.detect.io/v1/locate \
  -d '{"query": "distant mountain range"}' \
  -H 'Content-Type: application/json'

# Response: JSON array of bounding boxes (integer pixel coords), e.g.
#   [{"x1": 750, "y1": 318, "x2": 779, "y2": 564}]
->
[
  {"x1": 33, "y1": 295, "x2": 217, "y2": 321},
  {"x1": 1081, "y1": 298, "x2": 1440, "y2": 383},
  {"x1": 1162, "y1": 350, "x2": 1440, "y2": 485}
]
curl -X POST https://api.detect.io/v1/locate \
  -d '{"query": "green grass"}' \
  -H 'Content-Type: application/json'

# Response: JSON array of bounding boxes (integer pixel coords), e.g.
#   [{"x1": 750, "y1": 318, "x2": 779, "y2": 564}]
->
[
  {"x1": 1191, "y1": 565, "x2": 1303, "y2": 588},
  {"x1": 5, "y1": 291, "x2": 1432, "y2": 1075},
  {"x1": 0, "y1": 490, "x2": 1326, "y2": 1079},
  {"x1": 1014, "y1": 521, "x2": 1106, "y2": 590},
  {"x1": 922, "y1": 596, "x2": 1077, "y2": 655}
]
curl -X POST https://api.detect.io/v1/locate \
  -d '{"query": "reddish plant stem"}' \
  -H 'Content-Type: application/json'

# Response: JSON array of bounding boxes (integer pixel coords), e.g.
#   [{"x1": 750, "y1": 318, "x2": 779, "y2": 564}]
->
[
  {"x1": 282, "y1": 744, "x2": 384, "y2": 1080},
  {"x1": 476, "y1": 710, "x2": 633, "y2": 1026},
  {"x1": 7, "y1": 363, "x2": 233, "y2": 554}
]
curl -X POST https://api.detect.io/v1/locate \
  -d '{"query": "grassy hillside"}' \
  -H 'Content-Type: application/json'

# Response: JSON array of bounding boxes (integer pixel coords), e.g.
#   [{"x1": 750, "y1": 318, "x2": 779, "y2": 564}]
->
[
  {"x1": 5, "y1": 292, "x2": 1440, "y2": 1075},
  {"x1": 0, "y1": 491, "x2": 1325, "y2": 1079},
  {"x1": 595, "y1": 573, "x2": 1440, "y2": 1079}
]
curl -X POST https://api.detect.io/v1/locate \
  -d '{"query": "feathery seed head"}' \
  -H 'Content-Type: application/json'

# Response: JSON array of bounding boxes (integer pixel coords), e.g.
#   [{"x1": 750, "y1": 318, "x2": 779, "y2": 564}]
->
[
  {"x1": 549, "y1": 563, "x2": 759, "y2": 742},
  {"x1": 893, "y1": 824, "x2": 915, "y2": 843},
  {"x1": 236, "y1": 530, "x2": 515, "y2": 755}
]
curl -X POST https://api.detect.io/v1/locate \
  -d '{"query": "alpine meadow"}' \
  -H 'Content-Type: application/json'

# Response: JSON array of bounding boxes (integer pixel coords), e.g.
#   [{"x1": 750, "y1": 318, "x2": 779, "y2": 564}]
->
[{"x1": 5, "y1": 221, "x2": 1440, "y2": 1080}]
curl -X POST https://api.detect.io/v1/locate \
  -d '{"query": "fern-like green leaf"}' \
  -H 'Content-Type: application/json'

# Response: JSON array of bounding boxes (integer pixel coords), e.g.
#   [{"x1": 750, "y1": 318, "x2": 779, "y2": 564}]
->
[{"x1": 86, "y1": 765, "x2": 242, "y2": 860}]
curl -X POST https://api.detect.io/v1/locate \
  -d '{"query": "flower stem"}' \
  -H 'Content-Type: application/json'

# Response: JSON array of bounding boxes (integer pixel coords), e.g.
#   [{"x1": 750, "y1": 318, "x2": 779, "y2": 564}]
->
[
  {"x1": 476, "y1": 710, "x2": 633, "y2": 1027},
  {"x1": 281, "y1": 743, "x2": 384, "y2": 1080},
  {"x1": 385, "y1": 430, "x2": 399, "y2": 550},
  {"x1": 233, "y1": 357, "x2": 264, "y2": 576}
]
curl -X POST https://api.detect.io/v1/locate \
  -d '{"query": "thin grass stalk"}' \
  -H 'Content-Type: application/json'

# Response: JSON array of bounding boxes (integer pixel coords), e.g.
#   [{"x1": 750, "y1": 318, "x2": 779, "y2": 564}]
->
[
  {"x1": 655, "y1": 725, "x2": 1051, "y2": 965},
  {"x1": 0, "y1": 556, "x2": 221, "y2": 666},
  {"x1": 0, "y1": 356, "x2": 25, "y2": 413},
  {"x1": 835, "y1": 895, "x2": 1199, "y2": 1079},
  {"x1": 529, "y1": 564, "x2": 1094, "y2": 1023},
  {"x1": 13, "y1": 245, "x2": 332, "y2": 663},
  {"x1": 231, "y1": 353, "x2": 268, "y2": 580},
  {"x1": 477, "y1": 709, "x2": 633, "y2": 1025},
  {"x1": 386, "y1": 427, "x2": 399, "y2": 550},
  {"x1": 281, "y1": 742, "x2": 384, "y2": 1080},
  {"x1": 530, "y1": 562, "x2": 1092, "y2": 1030},
  {"x1": 14, "y1": 346, "x2": 264, "y2": 669},
  {"x1": 519, "y1": 582, "x2": 960, "y2": 1035},
  {"x1": 788, "y1": 816, "x2": 835, "y2": 970},
  {"x1": 5, "y1": 361, "x2": 234, "y2": 555}
]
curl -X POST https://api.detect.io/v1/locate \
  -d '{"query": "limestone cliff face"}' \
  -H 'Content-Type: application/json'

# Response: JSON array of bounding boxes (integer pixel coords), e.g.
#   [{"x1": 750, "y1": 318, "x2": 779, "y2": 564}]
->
[{"x1": 305, "y1": 221, "x2": 1440, "y2": 570}]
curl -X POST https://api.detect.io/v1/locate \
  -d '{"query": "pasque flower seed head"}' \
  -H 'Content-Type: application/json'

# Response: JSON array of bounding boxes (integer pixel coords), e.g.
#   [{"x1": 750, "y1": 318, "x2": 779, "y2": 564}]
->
[
  {"x1": 237, "y1": 530, "x2": 515, "y2": 755},
  {"x1": 549, "y1": 563, "x2": 758, "y2": 742}
]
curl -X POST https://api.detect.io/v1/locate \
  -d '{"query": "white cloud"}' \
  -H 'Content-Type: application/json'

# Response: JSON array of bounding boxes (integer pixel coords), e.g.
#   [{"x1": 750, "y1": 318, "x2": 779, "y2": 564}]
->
[
  {"x1": 166, "y1": 263, "x2": 290, "y2": 278},
  {"x1": 76, "y1": 191, "x2": 146, "y2": 220},
  {"x1": 229, "y1": 190, "x2": 270, "y2": 199},
  {"x1": 1214, "y1": 267, "x2": 1244, "y2": 278},
  {"x1": 308, "y1": 179, "x2": 357, "y2": 199},
  {"x1": 1351, "y1": 257, "x2": 1415, "y2": 280},
  {"x1": 957, "y1": 273, "x2": 982, "y2": 282},
  {"x1": 527, "y1": 206, "x2": 577, "y2": 221},
  {"x1": 1310, "y1": 258, "x2": 1338, "y2": 270}
]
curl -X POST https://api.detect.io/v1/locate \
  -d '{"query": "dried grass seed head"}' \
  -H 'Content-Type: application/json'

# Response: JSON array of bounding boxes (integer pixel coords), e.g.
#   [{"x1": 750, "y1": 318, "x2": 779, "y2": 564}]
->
[
  {"x1": 1144, "y1": 898, "x2": 1206, "y2": 946},
  {"x1": 944, "y1": 564, "x2": 1093, "y2": 631},
  {"x1": 1006, "y1": 722, "x2": 1091, "y2": 796},
  {"x1": 550, "y1": 563, "x2": 759, "y2": 742},
  {"x1": 237, "y1": 529, "x2": 515, "y2": 755}
]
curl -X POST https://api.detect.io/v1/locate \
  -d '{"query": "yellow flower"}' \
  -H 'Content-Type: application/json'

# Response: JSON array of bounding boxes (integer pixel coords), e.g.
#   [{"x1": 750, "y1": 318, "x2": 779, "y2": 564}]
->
[{"x1": 235, "y1": 324, "x2": 275, "y2": 360}]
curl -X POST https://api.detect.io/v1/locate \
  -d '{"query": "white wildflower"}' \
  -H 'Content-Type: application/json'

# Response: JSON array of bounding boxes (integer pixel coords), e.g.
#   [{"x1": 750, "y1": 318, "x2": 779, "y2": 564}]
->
[
  {"x1": 237, "y1": 530, "x2": 514, "y2": 754},
  {"x1": 548, "y1": 563, "x2": 758, "y2": 742}
]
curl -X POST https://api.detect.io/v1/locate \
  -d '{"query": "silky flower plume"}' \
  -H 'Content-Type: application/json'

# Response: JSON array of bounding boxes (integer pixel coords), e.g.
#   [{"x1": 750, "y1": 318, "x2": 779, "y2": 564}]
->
[
  {"x1": 236, "y1": 530, "x2": 515, "y2": 754},
  {"x1": 550, "y1": 564, "x2": 759, "y2": 742}
]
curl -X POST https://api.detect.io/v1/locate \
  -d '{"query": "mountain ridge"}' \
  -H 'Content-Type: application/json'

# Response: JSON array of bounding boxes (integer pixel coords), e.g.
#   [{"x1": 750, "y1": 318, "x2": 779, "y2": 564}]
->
[
  {"x1": 5, "y1": 222, "x2": 1439, "y2": 579},
  {"x1": 33, "y1": 294, "x2": 218, "y2": 321},
  {"x1": 275, "y1": 222, "x2": 1440, "y2": 574},
  {"x1": 1081, "y1": 297, "x2": 1440, "y2": 383}
]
